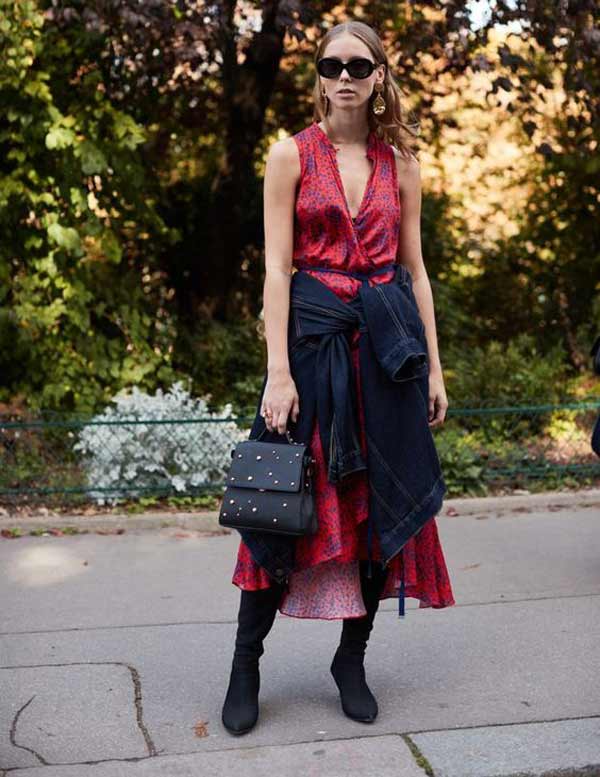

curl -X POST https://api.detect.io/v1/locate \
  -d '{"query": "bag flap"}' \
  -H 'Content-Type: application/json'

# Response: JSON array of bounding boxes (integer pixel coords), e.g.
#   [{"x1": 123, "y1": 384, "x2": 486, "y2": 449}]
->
[{"x1": 227, "y1": 439, "x2": 308, "y2": 492}]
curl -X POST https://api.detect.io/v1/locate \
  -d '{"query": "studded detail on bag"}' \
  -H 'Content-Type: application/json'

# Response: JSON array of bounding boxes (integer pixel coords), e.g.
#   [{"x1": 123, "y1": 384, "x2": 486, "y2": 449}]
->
[{"x1": 218, "y1": 427, "x2": 318, "y2": 536}]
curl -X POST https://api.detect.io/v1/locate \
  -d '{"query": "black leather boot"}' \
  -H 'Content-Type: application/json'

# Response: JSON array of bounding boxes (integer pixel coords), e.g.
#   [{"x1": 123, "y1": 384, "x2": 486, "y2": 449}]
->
[
  {"x1": 330, "y1": 559, "x2": 389, "y2": 723},
  {"x1": 222, "y1": 581, "x2": 285, "y2": 735}
]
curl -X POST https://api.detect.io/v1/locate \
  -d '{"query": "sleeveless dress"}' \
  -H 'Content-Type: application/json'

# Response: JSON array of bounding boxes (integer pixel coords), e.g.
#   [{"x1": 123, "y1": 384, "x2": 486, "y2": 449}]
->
[{"x1": 232, "y1": 121, "x2": 455, "y2": 619}]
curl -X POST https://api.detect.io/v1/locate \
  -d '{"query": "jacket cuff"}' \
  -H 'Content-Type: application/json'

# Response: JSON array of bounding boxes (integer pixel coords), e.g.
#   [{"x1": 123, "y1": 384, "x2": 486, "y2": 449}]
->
[{"x1": 379, "y1": 337, "x2": 429, "y2": 382}]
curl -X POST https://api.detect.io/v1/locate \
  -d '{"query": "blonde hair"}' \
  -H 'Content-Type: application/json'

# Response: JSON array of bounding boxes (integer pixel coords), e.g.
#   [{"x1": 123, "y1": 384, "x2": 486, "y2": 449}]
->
[{"x1": 311, "y1": 21, "x2": 419, "y2": 160}]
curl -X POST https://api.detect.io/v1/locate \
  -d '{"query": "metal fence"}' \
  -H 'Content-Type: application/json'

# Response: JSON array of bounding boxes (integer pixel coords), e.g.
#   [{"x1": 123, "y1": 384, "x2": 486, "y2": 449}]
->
[{"x1": 1, "y1": 398, "x2": 599, "y2": 508}]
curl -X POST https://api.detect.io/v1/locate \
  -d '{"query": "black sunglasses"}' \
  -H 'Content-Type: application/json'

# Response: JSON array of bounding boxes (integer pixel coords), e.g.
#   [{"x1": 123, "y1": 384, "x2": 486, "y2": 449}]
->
[{"x1": 316, "y1": 57, "x2": 378, "y2": 80}]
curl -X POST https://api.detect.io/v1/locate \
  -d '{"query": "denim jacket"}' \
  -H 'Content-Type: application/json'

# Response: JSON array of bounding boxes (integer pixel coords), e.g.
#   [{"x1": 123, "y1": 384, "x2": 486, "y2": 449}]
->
[{"x1": 239, "y1": 263, "x2": 447, "y2": 616}]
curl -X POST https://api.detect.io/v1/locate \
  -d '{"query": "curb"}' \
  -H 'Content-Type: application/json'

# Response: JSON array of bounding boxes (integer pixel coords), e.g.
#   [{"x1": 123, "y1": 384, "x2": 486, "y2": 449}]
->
[
  {"x1": 1, "y1": 488, "x2": 599, "y2": 534},
  {"x1": 440, "y1": 486, "x2": 600, "y2": 516},
  {"x1": 0, "y1": 510, "x2": 225, "y2": 534}
]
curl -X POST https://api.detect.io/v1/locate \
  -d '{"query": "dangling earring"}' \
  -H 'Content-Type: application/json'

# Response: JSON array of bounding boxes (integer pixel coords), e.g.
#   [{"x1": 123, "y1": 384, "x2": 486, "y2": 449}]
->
[
  {"x1": 321, "y1": 85, "x2": 330, "y2": 116},
  {"x1": 372, "y1": 82, "x2": 386, "y2": 116}
]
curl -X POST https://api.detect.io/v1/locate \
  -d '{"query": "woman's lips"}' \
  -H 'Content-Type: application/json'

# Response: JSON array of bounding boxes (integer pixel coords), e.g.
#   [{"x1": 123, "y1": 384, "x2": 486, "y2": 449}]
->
[{"x1": 338, "y1": 90, "x2": 355, "y2": 94}]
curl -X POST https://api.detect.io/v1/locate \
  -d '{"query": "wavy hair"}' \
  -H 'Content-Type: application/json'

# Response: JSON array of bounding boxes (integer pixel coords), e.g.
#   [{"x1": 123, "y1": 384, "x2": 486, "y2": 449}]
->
[{"x1": 311, "y1": 21, "x2": 420, "y2": 160}]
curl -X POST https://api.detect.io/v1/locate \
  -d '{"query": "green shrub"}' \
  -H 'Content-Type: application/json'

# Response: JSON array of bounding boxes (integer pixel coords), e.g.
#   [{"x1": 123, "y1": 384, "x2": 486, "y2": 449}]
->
[
  {"x1": 436, "y1": 426, "x2": 487, "y2": 497},
  {"x1": 447, "y1": 333, "x2": 570, "y2": 407}
]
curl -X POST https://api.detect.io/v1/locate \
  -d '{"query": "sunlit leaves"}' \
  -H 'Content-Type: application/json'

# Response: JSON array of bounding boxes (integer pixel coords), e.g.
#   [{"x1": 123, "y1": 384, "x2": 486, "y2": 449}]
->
[
  {"x1": 47, "y1": 223, "x2": 81, "y2": 253},
  {"x1": 0, "y1": 0, "x2": 179, "y2": 412}
]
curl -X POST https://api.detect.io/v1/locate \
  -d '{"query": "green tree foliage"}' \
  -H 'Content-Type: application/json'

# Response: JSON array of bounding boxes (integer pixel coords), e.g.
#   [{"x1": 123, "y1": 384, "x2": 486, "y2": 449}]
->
[
  {"x1": 0, "y1": 0, "x2": 181, "y2": 411},
  {"x1": 468, "y1": 0, "x2": 600, "y2": 368},
  {"x1": 1, "y1": 1, "x2": 598, "y2": 415}
]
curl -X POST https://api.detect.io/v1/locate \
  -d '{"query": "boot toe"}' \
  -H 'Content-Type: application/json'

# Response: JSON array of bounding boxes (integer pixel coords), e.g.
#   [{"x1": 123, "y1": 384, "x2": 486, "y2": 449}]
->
[
  {"x1": 338, "y1": 686, "x2": 378, "y2": 723},
  {"x1": 222, "y1": 706, "x2": 258, "y2": 735},
  {"x1": 221, "y1": 670, "x2": 260, "y2": 735},
  {"x1": 330, "y1": 655, "x2": 379, "y2": 723},
  {"x1": 344, "y1": 692, "x2": 378, "y2": 721}
]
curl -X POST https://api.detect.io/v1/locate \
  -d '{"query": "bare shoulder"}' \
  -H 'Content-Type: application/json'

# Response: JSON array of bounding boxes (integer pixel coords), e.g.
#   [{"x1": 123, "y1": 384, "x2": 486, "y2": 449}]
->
[
  {"x1": 391, "y1": 145, "x2": 421, "y2": 192},
  {"x1": 266, "y1": 136, "x2": 300, "y2": 173},
  {"x1": 263, "y1": 136, "x2": 301, "y2": 213}
]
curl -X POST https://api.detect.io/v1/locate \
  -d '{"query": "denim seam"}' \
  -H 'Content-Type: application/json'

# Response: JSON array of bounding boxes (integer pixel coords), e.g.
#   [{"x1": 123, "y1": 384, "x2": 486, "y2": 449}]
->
[
  {"x1": 337, "y1": 460, "x2": 368, "y2": 478},
  {"x1": 373, "y1": 284, "x2": 409, "y2": 339},
  {"x1": 379, "y1": 479, "x2": 444, "y2": 568},
  {"x1": 381, "y1": 337, "x2": 428, "y2": 382},
  {"x1": 291, "y1": 339, "x2": 319, "y2": 352},
  {"x1": 375, "y1": 476, "x2": 445, "y2": 565},
  {"x1": 372, "y1": 474, "x2": 444, "y2": 553},
  {"x1": 337, "y1": 445, "x2": 362, "y2": 463},
  {"x1": 369, "y1": 480, "x2": 399, "y2": 524},
  {"x1": 366, "y1": 430, "x2": 419, "y2": 508},
  {"x1": 292, "y1": 299, "x2": 351, "y2": 323},
  {"x1": 386, "y1": 473, "x2": 445, "y2": 541}
]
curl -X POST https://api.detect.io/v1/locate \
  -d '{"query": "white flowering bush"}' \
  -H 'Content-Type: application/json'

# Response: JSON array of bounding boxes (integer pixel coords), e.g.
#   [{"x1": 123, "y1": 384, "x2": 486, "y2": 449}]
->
[{"x1": 73, "y1": 382, "x2": 249, "y2": 505}]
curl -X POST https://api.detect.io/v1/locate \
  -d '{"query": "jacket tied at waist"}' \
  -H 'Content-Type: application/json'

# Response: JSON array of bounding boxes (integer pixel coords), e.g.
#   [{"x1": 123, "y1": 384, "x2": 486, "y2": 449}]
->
[
  {"x1": 289, "y1": 264, "x2": 430, "y2": 484},
  {"x1": 241, "y1": 262, "x2": 447, "y2": 619}
]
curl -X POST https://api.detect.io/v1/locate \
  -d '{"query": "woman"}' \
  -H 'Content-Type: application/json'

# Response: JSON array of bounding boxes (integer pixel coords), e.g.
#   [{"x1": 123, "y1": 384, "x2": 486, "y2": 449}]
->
[{"x1": 222, "y1": 20, "x2": 455, "y2": 736}]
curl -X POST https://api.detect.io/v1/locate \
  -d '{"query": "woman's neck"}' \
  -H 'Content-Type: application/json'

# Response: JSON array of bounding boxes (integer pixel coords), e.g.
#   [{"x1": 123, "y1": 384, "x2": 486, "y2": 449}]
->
[{"x1": 320, "y1": 116, "x2": 370, "y2": 146}]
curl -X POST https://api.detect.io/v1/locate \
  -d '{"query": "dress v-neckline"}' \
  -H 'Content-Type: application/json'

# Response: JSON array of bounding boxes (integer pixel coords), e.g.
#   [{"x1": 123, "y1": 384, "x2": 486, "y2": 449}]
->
[{"x1": 313, "y1": 122, "x2": 378, "y2": 225}]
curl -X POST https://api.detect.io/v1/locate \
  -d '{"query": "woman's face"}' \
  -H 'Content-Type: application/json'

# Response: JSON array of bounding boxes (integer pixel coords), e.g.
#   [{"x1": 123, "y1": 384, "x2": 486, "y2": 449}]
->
[{"x1": 319, "y1": 34, "x2": 385, "y2": 112}]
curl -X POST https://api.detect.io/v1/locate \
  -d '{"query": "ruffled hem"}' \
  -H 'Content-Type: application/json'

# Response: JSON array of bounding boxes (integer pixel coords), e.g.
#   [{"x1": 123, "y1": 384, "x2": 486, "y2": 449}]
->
[{"x1": 231, "y1": 514, "x2": 455, "y2": 619}]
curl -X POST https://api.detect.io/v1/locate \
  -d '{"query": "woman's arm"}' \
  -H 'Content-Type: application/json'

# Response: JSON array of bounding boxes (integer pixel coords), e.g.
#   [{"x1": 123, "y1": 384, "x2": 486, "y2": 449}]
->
[
  {"x1": 260, "y1": 138, "x2": 301, "y2": 434},
  {"x1": 394, "y1": 149, "x2": 448, "y2": 427}
]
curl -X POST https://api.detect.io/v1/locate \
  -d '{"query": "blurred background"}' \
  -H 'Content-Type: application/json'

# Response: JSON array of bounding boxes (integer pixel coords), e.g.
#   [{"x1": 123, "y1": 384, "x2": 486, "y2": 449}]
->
[{"x1": 1, "y1": 0, "x2": 599, "y2": 516}]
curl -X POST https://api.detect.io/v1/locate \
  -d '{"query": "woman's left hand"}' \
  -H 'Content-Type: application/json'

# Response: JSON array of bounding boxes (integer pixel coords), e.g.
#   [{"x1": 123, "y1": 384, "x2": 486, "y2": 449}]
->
[{"x1": 428, "y1": 369, "x2": 448, "y2": 428}]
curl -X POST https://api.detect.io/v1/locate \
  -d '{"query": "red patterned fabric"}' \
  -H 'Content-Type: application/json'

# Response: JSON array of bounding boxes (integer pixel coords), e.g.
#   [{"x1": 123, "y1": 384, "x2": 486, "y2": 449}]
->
[{"x1": 232, "y1": 121, "x2": 455, "y2": 618}]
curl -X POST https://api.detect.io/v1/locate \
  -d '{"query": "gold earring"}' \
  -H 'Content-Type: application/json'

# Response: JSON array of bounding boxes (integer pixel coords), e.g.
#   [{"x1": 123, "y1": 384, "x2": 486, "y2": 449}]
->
[
  {"x1": 372, "y1": 82, "x2": 386, "y2": 116},
  {"x1": 321, "y1": 85, "x2": 330, "y2": 115}
]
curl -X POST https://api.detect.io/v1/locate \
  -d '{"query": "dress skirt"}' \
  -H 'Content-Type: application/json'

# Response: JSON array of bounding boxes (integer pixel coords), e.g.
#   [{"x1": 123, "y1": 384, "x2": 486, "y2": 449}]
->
[{"x1": 232, "y1": 326, "x2": 455, "y2": 619}]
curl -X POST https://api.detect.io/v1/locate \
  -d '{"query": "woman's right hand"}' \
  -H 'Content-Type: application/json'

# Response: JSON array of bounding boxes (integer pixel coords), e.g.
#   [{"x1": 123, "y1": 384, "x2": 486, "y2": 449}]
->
[{"x1": 260, "y1": 368, "x2": 300, "y2": 435}]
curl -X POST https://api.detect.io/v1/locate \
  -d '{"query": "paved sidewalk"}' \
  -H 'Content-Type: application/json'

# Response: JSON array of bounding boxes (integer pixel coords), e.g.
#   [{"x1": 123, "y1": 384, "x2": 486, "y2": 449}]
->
[{"x1": 1, "y1": 490, "x2": 599, "y2": 776}]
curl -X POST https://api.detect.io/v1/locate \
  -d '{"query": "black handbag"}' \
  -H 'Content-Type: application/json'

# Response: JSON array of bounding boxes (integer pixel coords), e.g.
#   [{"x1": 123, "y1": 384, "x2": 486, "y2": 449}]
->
[{"x1": 218, "y1": 427, "x2": 318, "y2": 536}]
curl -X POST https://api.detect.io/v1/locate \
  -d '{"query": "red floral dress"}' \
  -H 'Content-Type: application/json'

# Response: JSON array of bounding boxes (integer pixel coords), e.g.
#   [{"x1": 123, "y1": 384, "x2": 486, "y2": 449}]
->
[{"x1": 232, "y1": 121, "x2": 455, "y2": 619}]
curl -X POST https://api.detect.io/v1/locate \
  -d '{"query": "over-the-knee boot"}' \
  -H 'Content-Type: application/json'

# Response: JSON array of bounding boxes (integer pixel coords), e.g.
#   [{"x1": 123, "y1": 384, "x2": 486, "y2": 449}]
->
[
  {"x1": 330, "y1": 559, "x2": 389, "y2": 722},
  {"x1": 222, "y1": 581, "x2": 285, "y2": 735}
]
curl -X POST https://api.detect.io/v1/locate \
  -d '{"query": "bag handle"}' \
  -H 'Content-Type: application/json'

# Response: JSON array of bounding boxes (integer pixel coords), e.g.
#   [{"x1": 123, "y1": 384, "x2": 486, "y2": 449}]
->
[{"x1": 252, "y1": 425, "x2": 297, "y2": 444}]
